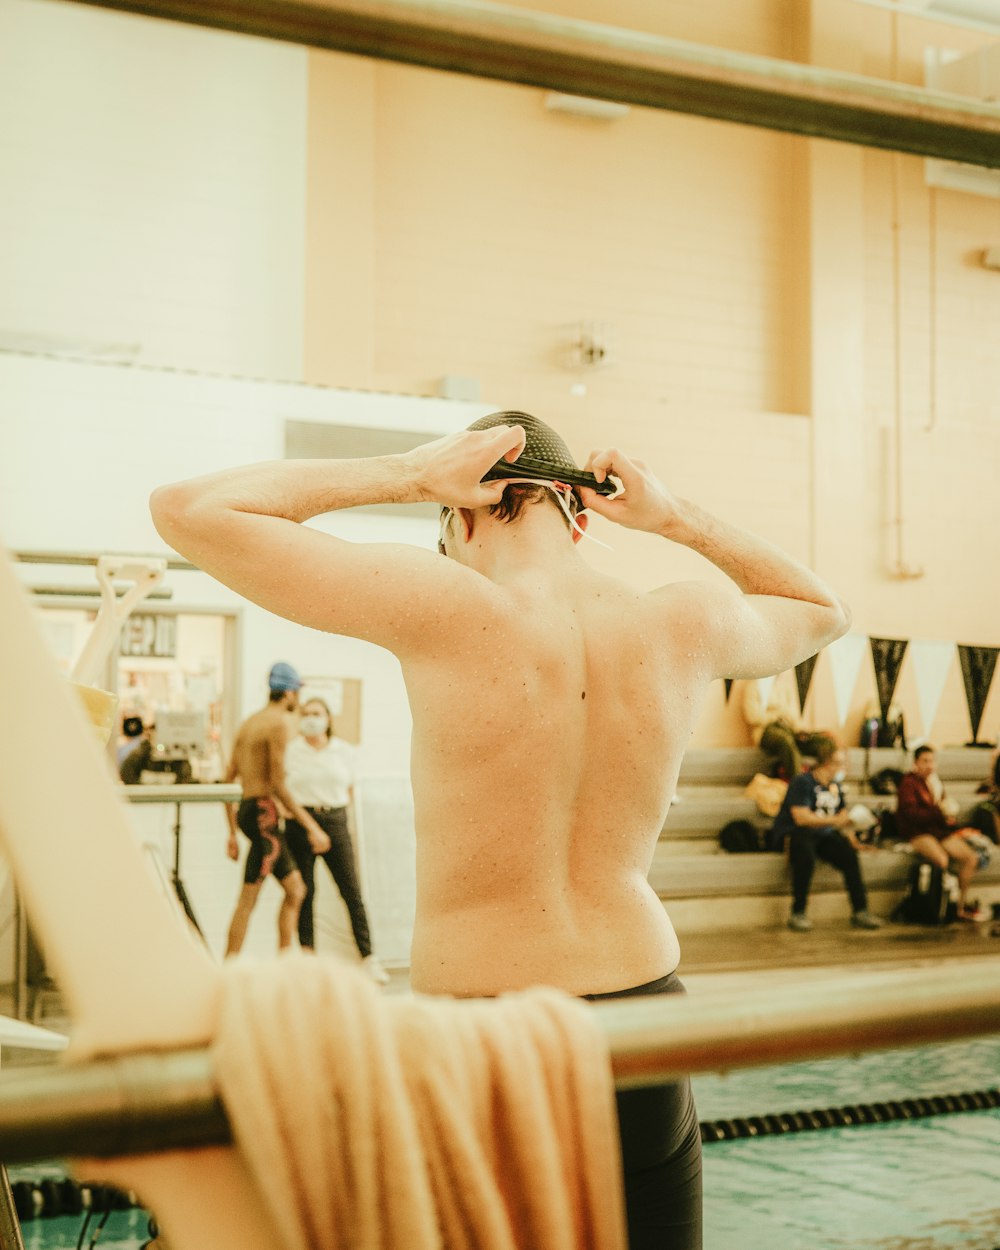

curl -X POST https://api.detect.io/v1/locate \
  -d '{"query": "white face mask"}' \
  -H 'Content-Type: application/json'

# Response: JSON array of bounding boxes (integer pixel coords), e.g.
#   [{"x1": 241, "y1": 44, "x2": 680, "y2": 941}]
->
[{"x1": 299, "y1": 715, "x2": 328, "y2": 738}]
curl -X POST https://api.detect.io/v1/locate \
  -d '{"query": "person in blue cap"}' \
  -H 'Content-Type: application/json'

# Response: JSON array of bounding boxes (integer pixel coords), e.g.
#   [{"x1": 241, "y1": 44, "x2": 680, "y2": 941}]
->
[
  {"x1": 152, "y1": 413, "x2": 850, "y2": 1250},
  {"x1": 222, "y1": 662, "x2": 331, "y2": 957}
]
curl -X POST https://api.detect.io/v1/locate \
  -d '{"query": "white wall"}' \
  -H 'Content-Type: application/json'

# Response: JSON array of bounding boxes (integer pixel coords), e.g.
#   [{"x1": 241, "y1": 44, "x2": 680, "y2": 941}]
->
[
  {"x1": 1, "y1": 350, "x2": 489, "y2": 965},
  {"x1": 0, "y1": 0, "x2": 307, "y2": 379}
]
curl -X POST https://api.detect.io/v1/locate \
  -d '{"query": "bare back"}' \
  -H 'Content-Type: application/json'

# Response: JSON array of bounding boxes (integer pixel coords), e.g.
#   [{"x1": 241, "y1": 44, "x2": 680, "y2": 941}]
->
[
  {"x1": 229, "y1": 706, "x2": 290, "y2": 800},
  {"x1": 152, "y1": 426, "x2": 849, "y2": 994},
  {"x1": 404, "y1": 565, "x2": 707, "y2": 997}
]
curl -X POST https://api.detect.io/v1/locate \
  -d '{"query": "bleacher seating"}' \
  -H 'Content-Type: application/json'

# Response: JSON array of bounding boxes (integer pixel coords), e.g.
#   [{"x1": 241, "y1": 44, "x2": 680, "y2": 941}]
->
[{"x1": 654, "y1": 748, "x2": 1000, "y2": 932}]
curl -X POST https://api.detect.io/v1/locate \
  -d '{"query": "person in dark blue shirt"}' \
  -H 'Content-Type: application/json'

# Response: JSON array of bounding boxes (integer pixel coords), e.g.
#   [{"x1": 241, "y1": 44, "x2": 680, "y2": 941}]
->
[{"x1": 770, "y1": 738, "x2": 882, "y2": 932}]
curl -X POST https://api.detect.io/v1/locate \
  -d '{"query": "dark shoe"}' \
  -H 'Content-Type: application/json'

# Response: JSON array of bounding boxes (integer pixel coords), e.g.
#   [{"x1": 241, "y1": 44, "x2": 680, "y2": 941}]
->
[{"x1": 851, "y1": 910, "x2": 883, "y2": 930}]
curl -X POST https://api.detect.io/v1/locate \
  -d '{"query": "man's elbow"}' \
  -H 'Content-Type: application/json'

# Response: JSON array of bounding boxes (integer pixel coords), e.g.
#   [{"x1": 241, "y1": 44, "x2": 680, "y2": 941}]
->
[
  {"x1": 821, "y1": 596, "x2": 852, "y2": 648},
  {"x1": 149, "y1": 483, "x2": 202, "y2": 550}
]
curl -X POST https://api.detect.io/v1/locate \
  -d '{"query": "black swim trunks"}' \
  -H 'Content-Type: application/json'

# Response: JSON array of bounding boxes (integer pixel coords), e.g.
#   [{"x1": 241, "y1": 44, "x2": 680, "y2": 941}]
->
[
  {"x1": 585, "y1": 972, "x2": 703, "y2": 1250},
  {"x1": 237, "y1": 797, "x2": 296, "y2": 885}
]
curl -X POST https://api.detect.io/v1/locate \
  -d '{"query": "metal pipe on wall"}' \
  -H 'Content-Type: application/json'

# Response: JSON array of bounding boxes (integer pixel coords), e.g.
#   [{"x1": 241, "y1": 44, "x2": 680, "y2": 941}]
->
[
  {"x1": 14, "y1": 551, "x2": 196, "y2": 572},
  {"x1": 0, "y1": 957, "x2": 997, "y2": 1163},
  {"x1": 64, "y1": 0, "x2": 1000, "y2": 168},
  {"x1": 886, "y1": 16, "x2": 924, "y2": 581}
]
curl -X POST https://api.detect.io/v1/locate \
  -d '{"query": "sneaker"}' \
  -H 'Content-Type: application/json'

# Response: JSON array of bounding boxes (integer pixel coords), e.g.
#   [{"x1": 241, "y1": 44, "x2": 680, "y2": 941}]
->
[
  {"x1": 363, "y1": 954, "x2": 390, "y2": 985},
  {"x1": 851, "y1": 910, "x2": 883, "y2": 929},
  {"x1": 787, "y1": 912, "x2": 813, "y2": 932},
  {"x1": 958, "y1": 906, "x2": 987, "y2": 923}
]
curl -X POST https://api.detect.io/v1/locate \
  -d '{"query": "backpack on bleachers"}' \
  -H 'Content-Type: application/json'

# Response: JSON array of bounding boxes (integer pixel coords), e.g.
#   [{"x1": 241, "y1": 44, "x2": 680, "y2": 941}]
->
[
  {"x1": 876, "y1": 806, "x2": 899, "y2": 844},
  {"x1": 860, "y1": 713, "x2": 906, "y2": 750},
  {"x1": 718, "y1": 820, "x2": 764, "y2": 853},
  {"x1": 893, "y1": 861, "x2": 960, "y2": 925},
  {"x1": 869, "y1": 767, "x2": 904, "y2": 795}
]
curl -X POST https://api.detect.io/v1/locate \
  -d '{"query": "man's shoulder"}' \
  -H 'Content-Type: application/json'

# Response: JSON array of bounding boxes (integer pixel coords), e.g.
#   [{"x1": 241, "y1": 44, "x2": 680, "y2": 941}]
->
[
  {"x1": 615, "y1": 578, "x2": 731, "y2": 646},
  {"x1": 241, "y1": 708, "x2": 284, "y2": 740},
  {"x1": 647, "y1": 578, "x2": 729, "y2": 611}
]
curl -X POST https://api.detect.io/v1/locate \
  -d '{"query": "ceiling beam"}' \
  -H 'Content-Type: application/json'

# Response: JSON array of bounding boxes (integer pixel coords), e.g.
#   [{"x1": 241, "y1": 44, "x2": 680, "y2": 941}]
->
[{"x1": 64, "y1": 0, "x2": 1000, "y2": 167}]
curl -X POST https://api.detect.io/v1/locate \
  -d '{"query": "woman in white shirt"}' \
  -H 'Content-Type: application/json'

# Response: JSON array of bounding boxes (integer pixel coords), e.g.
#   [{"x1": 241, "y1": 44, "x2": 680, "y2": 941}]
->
[{"x1": 284, "y1": 696, "x2": 388, "y2": 983}]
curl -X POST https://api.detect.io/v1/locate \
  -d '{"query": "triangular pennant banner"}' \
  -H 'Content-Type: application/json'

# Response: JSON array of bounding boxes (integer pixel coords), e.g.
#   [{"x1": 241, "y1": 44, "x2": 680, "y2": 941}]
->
[
  {"x1": 957, "y1": 644, "x2": 999, "y2": 744},
  {"x1": 723, "y1": 679, "x2": 733, "y2": 703},
  {"x1": 795, "y1": 654, "x2": 819, "y2": 714},
  {"x1": 870, "y1": 637, "x2": 909, "y2": 722},
  {"x1": 826, "y1": 633, "x2": 867, "y2": 727},
  {"x1": 909, "y1": 640, "x2": 954, "y2": 737}
]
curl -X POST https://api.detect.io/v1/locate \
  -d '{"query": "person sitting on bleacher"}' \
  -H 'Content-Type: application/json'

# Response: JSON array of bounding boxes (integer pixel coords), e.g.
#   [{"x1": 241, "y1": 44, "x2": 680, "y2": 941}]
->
[
  {"x1": 742, "y1": 676, "x2": 833, "y2": 782},
  {"x1": 769, "y1": 737, "x2": 883, "y2": 932},
  {"x1": 896, "y1": 746, "x2": 982, "y2": 921}
]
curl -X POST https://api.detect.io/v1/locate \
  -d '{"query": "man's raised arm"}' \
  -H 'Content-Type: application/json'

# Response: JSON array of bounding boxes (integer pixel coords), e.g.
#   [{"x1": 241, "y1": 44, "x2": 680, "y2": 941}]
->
[
  {"x1": 580, "y1": 448, "x2": 850, "y2": 680},
  {"x1": 148, "y1": 425, "x2": 526, "y2": 653}
]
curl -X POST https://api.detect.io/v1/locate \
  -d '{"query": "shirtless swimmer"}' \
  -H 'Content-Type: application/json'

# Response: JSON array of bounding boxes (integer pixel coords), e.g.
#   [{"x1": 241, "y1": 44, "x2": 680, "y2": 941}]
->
[
  {"x1": 223, "y1": 661, "x2": 331, "y2": 957},
  {"x1": 150, "y1": 412, "x2": 850, "y2": 1249}
]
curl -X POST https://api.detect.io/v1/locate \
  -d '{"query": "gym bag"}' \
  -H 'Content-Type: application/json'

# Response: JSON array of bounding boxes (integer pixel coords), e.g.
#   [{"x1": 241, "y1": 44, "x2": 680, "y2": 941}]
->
[{"x1": 894, "y1": 861, "x2": 960, "y2": 925}]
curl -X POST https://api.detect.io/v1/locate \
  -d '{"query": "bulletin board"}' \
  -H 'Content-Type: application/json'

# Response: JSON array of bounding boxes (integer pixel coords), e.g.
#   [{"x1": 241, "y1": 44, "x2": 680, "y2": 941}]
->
[{"x1": 300, "y1": 675, "x2": 362, "y2": 745}]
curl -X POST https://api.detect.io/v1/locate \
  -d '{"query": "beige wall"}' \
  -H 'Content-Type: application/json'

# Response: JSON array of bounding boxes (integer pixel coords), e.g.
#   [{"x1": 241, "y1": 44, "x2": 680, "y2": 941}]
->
[
  {"x1": 303, "y1": 0, "x2": 1000, "y2": 751},
  {"x1": 0, "y1": 0, "x2": 307, "y2": 378}
]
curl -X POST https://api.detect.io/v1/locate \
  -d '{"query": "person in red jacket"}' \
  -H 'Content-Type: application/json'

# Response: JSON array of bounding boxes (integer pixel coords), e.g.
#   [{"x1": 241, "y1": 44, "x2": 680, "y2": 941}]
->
[{"x1": 896, "y1": 745, "x2": 980, "y2": 919}]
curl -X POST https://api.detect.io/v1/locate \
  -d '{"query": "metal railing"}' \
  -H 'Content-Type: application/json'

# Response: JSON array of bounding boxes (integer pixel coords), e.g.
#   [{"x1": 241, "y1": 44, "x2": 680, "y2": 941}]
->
[
  {"x1": 65, "y1": 0, "x2": 1000, "y2": 167},
  {"x1": 0, "y1": 956, "x2": 997, "y2": 1163}
]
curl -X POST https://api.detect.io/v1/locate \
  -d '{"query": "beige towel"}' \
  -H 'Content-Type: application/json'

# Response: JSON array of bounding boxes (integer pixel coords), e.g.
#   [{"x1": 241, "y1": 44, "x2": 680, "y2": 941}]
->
[{"x1": 213, "y1": 954, "x2": 626, "y2": 1250}]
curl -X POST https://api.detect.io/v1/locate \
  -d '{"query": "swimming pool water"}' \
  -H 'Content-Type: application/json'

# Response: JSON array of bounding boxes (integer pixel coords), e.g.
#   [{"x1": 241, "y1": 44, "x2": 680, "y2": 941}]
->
[
  {"x1": 15, "y1": 1208, "x2": 151, "y2": 1250},
  {"x1": 691, "y1": 1036, "x2": 1000, "y2": 1121},
  {"x1": 694, "y1": 1037, "x2": 1000, "y2": 1250}
]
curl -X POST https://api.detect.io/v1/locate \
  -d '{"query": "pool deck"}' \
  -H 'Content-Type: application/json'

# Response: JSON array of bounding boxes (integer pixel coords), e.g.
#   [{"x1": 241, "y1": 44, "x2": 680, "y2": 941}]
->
[
  {"x1": 676, "y1": 917, "x2": 1000, "y2": 977},
  {"x1": 4, "y1": 920, "x2": 998, "y2": 1051}
]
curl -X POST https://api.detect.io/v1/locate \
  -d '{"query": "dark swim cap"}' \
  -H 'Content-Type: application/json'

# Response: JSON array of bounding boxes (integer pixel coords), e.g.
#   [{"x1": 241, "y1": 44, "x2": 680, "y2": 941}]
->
[{"x1": 468, "y1": 410, "x2": 617, "y2": 496}]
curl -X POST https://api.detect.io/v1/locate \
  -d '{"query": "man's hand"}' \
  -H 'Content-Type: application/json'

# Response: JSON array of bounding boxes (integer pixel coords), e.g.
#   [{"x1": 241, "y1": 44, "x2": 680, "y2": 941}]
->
[
  {"x1": 579, "y1": 448, "x2": 680, "y2": 535},
  {"x1": 226, "y1": 833, "x2": 239, "y2": 862},
  {"x1": 406, "y1": 426, "x2": 527, "y2": 509}
]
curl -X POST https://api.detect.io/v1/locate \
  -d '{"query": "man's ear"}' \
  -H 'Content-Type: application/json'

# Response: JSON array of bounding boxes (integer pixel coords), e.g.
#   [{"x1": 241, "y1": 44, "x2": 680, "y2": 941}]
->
[
  {"x1": 457, "y1": 508, "x2": 475, "y2": 542},
  {"x1": 570, "y1": 511, "x2": 589, "y2": 544}
]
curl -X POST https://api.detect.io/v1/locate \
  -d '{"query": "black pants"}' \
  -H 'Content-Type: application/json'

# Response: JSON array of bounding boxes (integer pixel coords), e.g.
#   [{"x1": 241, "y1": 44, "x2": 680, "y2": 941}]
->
[
  {"x1": 789, "y1": 828, "x2": 867, "y2": 914},
  {"x1": 284, "y1": 807, "x2": 372, "y2": 956},
  {"x1": 585, "y1": 973, "x2": 702, "y2": 1250}
]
